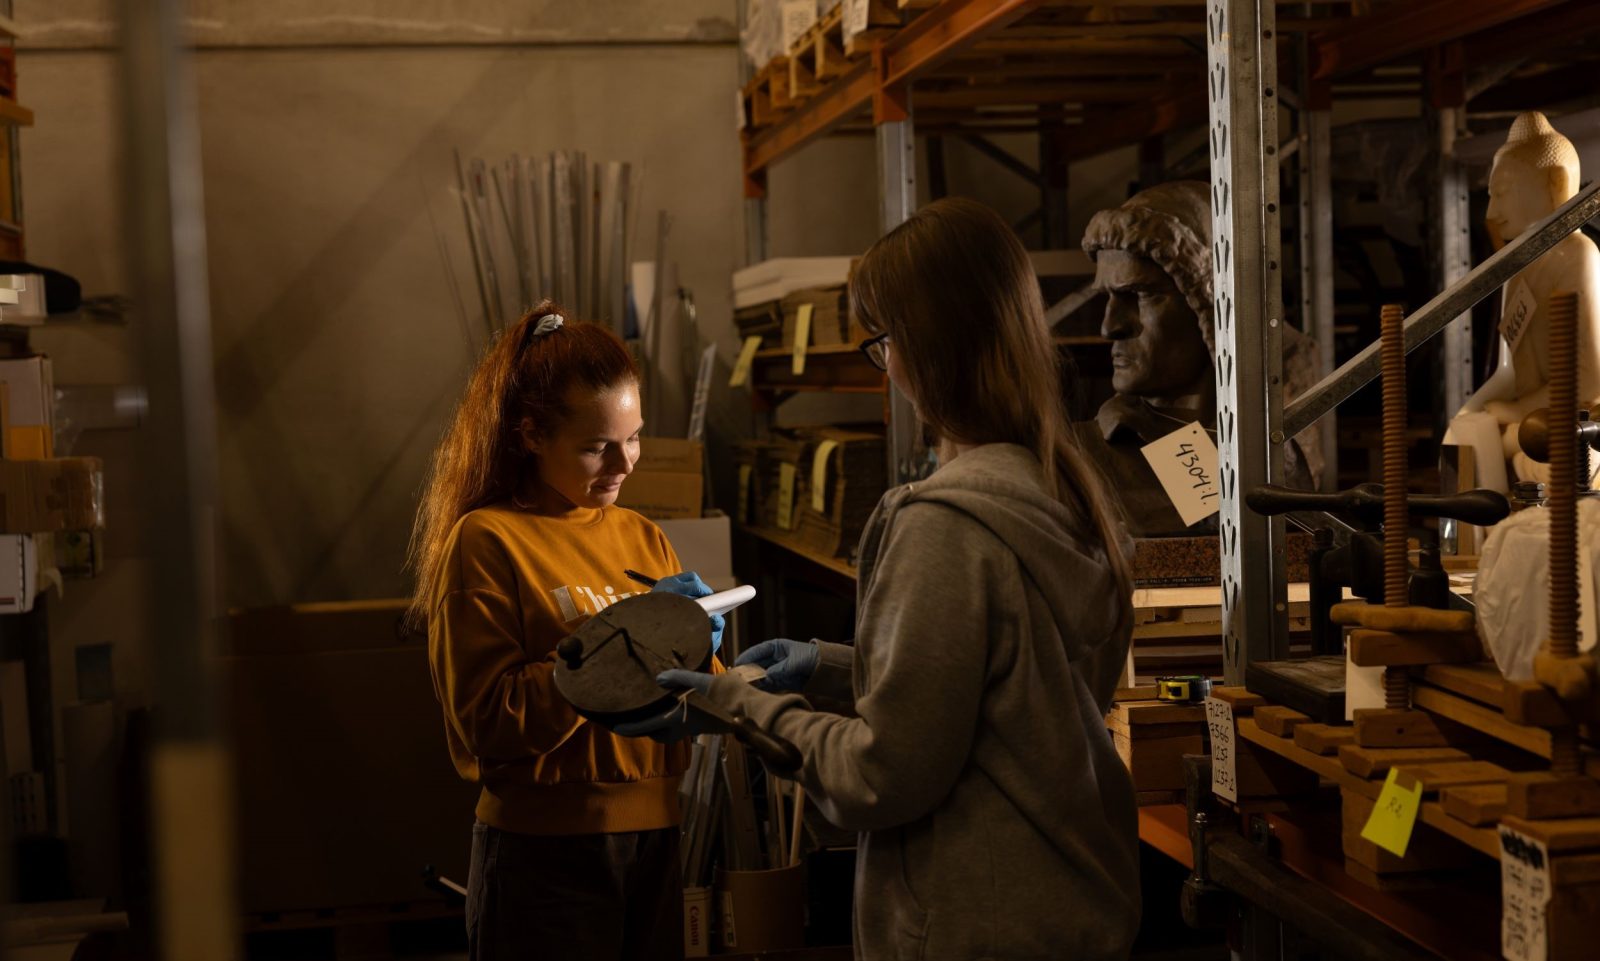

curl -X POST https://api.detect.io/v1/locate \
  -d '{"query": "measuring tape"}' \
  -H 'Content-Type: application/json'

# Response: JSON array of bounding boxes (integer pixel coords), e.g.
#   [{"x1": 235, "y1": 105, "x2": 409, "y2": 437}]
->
[{"x1": 1155, "y1": 675, "x2": 1213, "y2": 703}]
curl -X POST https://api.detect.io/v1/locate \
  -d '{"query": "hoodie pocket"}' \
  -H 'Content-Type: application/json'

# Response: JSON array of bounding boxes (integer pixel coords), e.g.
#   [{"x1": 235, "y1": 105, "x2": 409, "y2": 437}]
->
[{"x1": 891, "y1": 827, "x2": 930, "y2": 960}]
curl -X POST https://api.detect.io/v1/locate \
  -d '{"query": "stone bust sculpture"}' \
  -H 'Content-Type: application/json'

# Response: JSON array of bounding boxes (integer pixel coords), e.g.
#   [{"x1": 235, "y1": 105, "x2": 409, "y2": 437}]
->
[
  {"x1": 1447, "y1": 111, "x2": 1600, "y2": 491},
  {"x1": 1079, "y1": 181, "x2": 1318, "y2": 536}
]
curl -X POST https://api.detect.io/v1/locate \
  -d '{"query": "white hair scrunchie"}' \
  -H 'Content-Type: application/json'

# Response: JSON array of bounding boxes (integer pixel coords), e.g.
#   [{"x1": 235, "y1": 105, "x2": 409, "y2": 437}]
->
[{"x1": 533, "y1": 313, "x2": 565, "y2": 337}]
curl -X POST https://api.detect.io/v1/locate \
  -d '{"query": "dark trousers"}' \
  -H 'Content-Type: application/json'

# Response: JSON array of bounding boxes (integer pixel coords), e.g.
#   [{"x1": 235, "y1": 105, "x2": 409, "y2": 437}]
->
[{"x1": 466, "y1": 822, "x2": 684, "y2": 961}]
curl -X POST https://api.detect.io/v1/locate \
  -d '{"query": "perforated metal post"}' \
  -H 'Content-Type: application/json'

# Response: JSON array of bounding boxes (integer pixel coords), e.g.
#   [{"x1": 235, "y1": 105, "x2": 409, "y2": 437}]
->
[
  {"x1": 1436, "y1": 105, "x2": 1474, "y2": 417},
  {"x1": 1208, "y1": 0, "x2": 1289, "y2": 683},
  {"x1": 1298, "y1": 98, "x2": 1336, "y2": 492}
]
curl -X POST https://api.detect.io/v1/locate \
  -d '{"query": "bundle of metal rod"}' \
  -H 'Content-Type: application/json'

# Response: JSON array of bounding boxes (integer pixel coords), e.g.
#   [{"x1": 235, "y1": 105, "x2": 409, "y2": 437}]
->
[
  {"x1": 680, "y1": 733, "x2": 726, "y2": 887},
  {"x1": 454, "y1": 149, "x2": 634, "y2": 337},
  {"x1": 1379, "y1": 303, "x2": 1410, "y2": 711}
]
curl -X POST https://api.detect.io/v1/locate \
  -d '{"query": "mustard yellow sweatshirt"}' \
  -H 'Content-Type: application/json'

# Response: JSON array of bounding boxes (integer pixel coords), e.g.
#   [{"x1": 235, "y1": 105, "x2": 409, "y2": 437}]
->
[{"x1": 428, "y1": 500, "x2": 695, "y2": 836}]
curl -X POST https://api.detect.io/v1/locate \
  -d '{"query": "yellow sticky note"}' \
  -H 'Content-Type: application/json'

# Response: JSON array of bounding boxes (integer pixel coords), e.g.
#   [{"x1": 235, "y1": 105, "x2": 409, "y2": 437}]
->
[
  {"x1": 729, "y1": 336, "x2": 763, "y2": 389},
  {"x1": 737, "y1": 464, "x2": 753, "y2": 525},
  {"x1": 1360, "y1": 768, "x2": 1423, "y2": 857},
  {"x1": 777, "y1": 463, "x2": 797, "y2": 530},
  {"x1": 792, "y1": 303, "x2": 813, "y2": 376},
  {"x1": 810, "y1": 439, "x2": 839, "y2": 514}
]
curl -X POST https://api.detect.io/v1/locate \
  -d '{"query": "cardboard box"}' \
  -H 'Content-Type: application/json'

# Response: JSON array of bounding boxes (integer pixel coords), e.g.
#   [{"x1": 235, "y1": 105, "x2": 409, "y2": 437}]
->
[
  {"x1": 0, "y1": 356, "x2": 53, "y2": 460},
  {"x1": 0, "y1": 457, "x2": 103, "y2": 533},
  {"x1": 657, "y1": 514, "x2": 733, "y2": 581},
  {"x1": 226, "y1": 602, "x2": 478, "y2": 913},
  {"x1": 617, "y1": 437, "x2": 704, "y2": 520},
  {"x1": 0, "y1": 533, "x2": 38, "y2": 613}
]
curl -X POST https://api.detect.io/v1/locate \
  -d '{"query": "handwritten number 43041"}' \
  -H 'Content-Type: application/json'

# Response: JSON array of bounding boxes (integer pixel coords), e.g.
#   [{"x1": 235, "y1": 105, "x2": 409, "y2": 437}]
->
[{"x1": 1176, "y1": 443, "x2": 1219, "y2": 501}]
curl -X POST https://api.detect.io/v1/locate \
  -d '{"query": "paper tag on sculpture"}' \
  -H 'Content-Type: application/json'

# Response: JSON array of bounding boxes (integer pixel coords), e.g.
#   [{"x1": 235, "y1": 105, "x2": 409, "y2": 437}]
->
[
  {"x1": 729, "y1": 336, "x2": 763, "y2": 388},
  {"x1": 780, "y1": 0, "x2": 817, "y2": 50},
  {"x1": 1500, "y1": 279, "x2": 1537, "y2": 355},
  {"x1": 777, "y1": 463, "x2": 798, "y2": 530},
  {"x1": 792, "y1": 303, "x2": 813, "y2": 375},
  {"x1": 811, "y1": 439, "x2": 839, "y2": 514},
  {"x1": 737, "y1": 464, "x2": 753, "y2": 524},
  {"x1": 843, "y1": 0, "x2": 870, "y2": 40},
  {"x1": 1499, "y1": 826, "x2": 1551, "y2": 961},
  {"x1": 1141, "y1": 422, "x2": 1222, "y2": 527},
  {"x1": 1360, "y1": 768, "x2": 1423, "y2": 856},
  {"x1": 1205, "y1": 696, "x2": 1238, "y2": 802}
]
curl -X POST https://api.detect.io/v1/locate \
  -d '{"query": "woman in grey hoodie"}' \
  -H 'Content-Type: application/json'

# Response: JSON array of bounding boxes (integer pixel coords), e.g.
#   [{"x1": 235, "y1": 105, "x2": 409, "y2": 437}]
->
[{"x1": 659, "y1": 198, "x2": 1141, "y2": 960}]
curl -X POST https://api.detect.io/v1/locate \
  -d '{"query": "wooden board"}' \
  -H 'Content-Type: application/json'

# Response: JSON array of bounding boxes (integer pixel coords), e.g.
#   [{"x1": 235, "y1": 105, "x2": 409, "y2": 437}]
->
[
  {"x1": 1209, "y1": 685, "x2": 1266, "y2": 713},
  {"x1": 1415, "y1": 662, "x2": 1505, "y2": 706},
  {"x1": 1339, "y1": 744, "x2": 1470, "y2": 779},
  {"x1": 1255, "y1": 705, "x2": 1309, "y2": 738},
  {"x1": 1440, "y1": 783, "x2": 1509, "y2": 826},
  {"x1": 1294, "y1": 722, "x2": 1356, "y2": 755},
  {"x1": 1341, "y1": 788, "x2": 1477, "y2": 874},
  {"x1": 1349, "y1": 628, "x2": 1482, "y2": 667},
  {"x1": 1392, "y1": 760, "x2": 1510, "y2": 795},
  {"x1": 1353, "y1": 708, "x2": 1448, "y2": 748},
  {"x1": 1115, "y1": 700, "x2": 1206, "y2": 725},
  {"x1": 1411, "y1": 680, "x2": 1553, "y2": 758},
  {"x1": 1499, "y1": 814, "x2": 1600, "y2": 853},
  {"x1": 1331, "y1": 602, "x2": 1475, "y2": 634},
  {"x1": 1114, "y1": 730, "x2": 1204, "y2": 792}
]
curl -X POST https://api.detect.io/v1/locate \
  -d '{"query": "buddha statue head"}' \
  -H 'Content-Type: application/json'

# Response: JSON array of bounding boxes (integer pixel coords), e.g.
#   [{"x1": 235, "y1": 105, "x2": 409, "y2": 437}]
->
[
  {"x1": 1486, "y1": 111, "x2": 1581, "y2": 250},
  {"x1": 1081, "y1": 181, "x2": 1216, "y2": 409}
]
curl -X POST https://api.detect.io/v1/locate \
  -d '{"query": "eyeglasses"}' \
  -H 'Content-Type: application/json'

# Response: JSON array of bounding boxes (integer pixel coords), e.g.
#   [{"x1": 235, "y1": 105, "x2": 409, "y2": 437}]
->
[{"x1": 859, "y1": 333, "x2": 890, "y2": 371}]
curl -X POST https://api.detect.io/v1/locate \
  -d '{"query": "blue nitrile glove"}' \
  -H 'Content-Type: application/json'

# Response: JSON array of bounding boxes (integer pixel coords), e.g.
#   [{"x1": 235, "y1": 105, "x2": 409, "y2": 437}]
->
[
  {"x1": 734, "y1": 639, "x2": 820, "y2": 693},
  {"x1": 651, "y1": 571, "x2": 726, "y2": 654},
  {"x1": 655, "y1": 669, "x2": 715, "y2": 697},
  {"x1": 612, "y1": 689, "x2": 716, "y2": 743}
]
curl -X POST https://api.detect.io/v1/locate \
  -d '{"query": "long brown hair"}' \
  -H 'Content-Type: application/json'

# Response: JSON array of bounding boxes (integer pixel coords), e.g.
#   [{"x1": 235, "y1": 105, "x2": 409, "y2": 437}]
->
[
  {"x1": 406, "y1": 301, "x2": 639, "y2": 626},
  {"x1": 849, "y1": 197, "x2": 1133, "y2": 620}
]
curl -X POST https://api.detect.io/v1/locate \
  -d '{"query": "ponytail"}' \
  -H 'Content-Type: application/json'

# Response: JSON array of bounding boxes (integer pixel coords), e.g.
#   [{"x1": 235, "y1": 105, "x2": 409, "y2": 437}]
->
[{"x1": 406, "y1": 301, "x2": 638, "y2": 628}]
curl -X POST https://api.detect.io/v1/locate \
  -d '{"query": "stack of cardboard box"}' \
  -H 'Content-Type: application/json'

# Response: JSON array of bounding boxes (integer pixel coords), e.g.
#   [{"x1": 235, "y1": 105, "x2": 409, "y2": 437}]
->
[
  {"x1": 615, "y1": 437, "x2": 705, "y2": 521},
  {"x1": 0, "y1": 353, "x2": 105, "y2": 613},
  {"x1": 735, "y1": 428, "x2": 886, "y2": 562}
]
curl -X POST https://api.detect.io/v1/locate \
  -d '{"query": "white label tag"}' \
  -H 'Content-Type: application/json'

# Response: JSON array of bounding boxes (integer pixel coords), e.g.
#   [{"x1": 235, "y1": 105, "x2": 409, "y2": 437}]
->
[
  {"x1": 1140, "y1": 422, "x2": 1222, "y2": 527},
  {"x1": 780, "y1": 0, "x2": 817, "y2": 51},
  {"x1": 729, "y1": 336, "x2": 763, "y2": 389},
  {"x1": 843, "y1": 0, "x2": 870, "y2": 40},
  {"x1": 1501, "y1": 279, "x2": 1537, "y2": 355},
  {"x1": 792, "y1": 303, "x2": 813, "y2": 375},
  {"x1": 1206, "y1": 696, "x2": 1238, "y2": 802},
  {"x1": 1500, "y1": 826, "x2": 1551, "y2": 961}
]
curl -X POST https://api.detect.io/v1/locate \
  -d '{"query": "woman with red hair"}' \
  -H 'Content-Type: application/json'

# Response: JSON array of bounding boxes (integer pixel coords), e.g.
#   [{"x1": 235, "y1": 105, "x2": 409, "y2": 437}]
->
[{"x1": 409, "y1": 302, "x2": 717, "y2": 960}]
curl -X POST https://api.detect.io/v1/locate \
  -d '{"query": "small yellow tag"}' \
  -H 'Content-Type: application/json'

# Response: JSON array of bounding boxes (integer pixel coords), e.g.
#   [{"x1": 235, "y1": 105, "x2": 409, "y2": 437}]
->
[
  {"x1": 737, "y1": 464, "x2": 753, "y2": 525},
  {"x1": 1360, "y1": 768, "x2": 1423, "y2": 857},
  {"x1": 810, "y1": 439, "x2": 839, "y2": 514},
  {"x1": 729, "y1": 336, "x2": 763, "y2": 389},
  {"x1": 792, "y1": 304, "x2": 813, "y2": 376},
  {"x1": 776, "y1": 463, "x2": 797, "y2": 530}
]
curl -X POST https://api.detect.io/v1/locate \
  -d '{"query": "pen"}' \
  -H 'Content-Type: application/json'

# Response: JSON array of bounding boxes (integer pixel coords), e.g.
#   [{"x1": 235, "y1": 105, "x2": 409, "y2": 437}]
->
[{"x1": 624, "y1": 569, "x2": 658, "y2": 588}]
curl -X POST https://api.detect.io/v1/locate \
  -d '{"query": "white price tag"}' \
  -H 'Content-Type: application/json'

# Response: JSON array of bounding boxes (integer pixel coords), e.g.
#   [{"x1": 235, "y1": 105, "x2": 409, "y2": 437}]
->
[
  {"x1": 843, "y1": 0, "x2": 870, "y2": 40},
  {"x1": 1501, "y1": 279, "x2": 1538, "y2": 355},
  {"x1": 1140, "y1": 422, "x2": 1222, "y2": 527},
  {"x1": 780, "y1": 0, "x2": 817, "y2": 51},
  {"x1": 1206, "y1": 696, "x2": 1238, "y2": 802},
  {"x1": 1500, "y1": 826, "x2": 1551, "y2": 961}
]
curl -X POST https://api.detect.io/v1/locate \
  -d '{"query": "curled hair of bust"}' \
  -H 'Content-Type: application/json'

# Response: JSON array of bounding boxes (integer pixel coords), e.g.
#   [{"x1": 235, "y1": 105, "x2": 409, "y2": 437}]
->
[
  {"x1": 1496, "y1": 111, "x2": 1580, "y2": 184},
  {"x1": 1082, "y1": 205, "x2": 1215, "y2": 356}
]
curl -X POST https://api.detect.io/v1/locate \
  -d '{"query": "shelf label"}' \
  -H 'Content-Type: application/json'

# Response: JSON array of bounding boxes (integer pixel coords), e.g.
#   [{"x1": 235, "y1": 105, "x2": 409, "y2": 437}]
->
[
  {"x1": 781, "y1": 0, "x2": 816, "y2": 51},
  {"x1": 777, "y1": 463, "x2": 798, "y2": 530},
  {"x1": 1500, "y1": 279, "x2": 1537, "y2": 356},
  {"x1": 1360, "y1": 768, "x2": 1423, "y2": 857},
  {"x1": 792, "y1": 303, "x2": 813, "y2": 376},
  {"x1": 843, "y1": 0, "x2": 869, "y2": 41},
  {"x1": 738, "y1": 464, "x2": 753, "y2": 525},
  {"x1": 1141, "y1": 422, "x2": 1221, "y2": 527},
  {"x1": 1205, "y1": 696, "x2": 1238, "y2": 803},
  {"x1": 811, "y1": 439, "x2": 838, "y2": 514},
  {"x1": 1500, "y1": 825, "x2": 1551, "y2": 961},
  {"x1": 730, "y1": 335, "x2": 763, "y2": 389}
]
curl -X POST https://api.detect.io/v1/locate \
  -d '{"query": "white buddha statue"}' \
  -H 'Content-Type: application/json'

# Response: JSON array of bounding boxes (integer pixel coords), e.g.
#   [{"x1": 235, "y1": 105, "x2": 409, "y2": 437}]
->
[{"x1": 1447, "y1": 111, "x2": 1600, "y2": 492}]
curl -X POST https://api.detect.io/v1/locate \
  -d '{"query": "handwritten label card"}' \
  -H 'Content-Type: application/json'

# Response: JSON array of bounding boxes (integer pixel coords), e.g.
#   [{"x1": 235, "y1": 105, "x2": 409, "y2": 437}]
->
[
  {"x1": 792, "y1": 303, "x2": 813, "y2": 376},
  {"x1": 1141, "y1": 422, "x2": 1222, "y2": 527},
  {"x1": 1500, "y1": 826, "x2": 1551, "y2": 961},
  {"x1": 811, "y1": 439, "x2": 838, "y2": 514},
  {"x1": 1360, "y1": 768, "x2": 1423, "y2": 857},
  {"x1": 843, "y1": 0, "x2": 869, "y2": 41},
  {"x1": 780, "y1": 0, "x2": 817, "y2": 50},
  {"x1": 729, "y1": 335, "x2": 763, "y2": 389},
  {"x1": 1501, "y1": 279, "x2": 1538, "y2": 355},
  {"x1": 1205, "y1": 696, "x2": 1238, "y2": 802},
  {"x1": 777, "y1": 463, "x2": 798, "y2": 530}
]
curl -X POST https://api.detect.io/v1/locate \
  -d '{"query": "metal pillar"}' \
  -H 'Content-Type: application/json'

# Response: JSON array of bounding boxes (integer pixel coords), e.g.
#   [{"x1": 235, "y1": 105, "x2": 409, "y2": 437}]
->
[
  {"x1": 1435, "y1": 106, "x2": 1474, "y2": 417},
  {"x1": 1298, "y1": 100, "x2": 1337, "y2": 493},
  {"x1": 1208, "y1": 0, "x2": 1289, "y2": 683},
  {"x1": 122, "y1": 1, "x2": 239, "y2": 958},
  {"x1": 744, "y1": 193, "x2": 768, "y2": 266},
  {"x1": 877, "y1": 114, "x2": 926, "y2": 485}
]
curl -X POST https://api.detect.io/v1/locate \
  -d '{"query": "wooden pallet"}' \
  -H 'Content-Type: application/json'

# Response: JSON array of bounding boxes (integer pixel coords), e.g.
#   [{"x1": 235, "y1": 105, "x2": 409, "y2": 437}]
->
[
  {"x1": 743, "y1": 56, "x2": 795, "y2": 130},
  {"x1": 787, "y1": 3, "x2": 900, "y2": 106}
]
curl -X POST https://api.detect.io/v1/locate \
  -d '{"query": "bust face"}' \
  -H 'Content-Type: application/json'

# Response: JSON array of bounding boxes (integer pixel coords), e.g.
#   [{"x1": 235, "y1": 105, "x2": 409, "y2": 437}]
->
[
  {"x1": 1093, "y1": 248, "x2": 1212, "y2": 404},
  {"x1": 1486, "y1": 156, "x2": 1558, "y2": 250}
]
